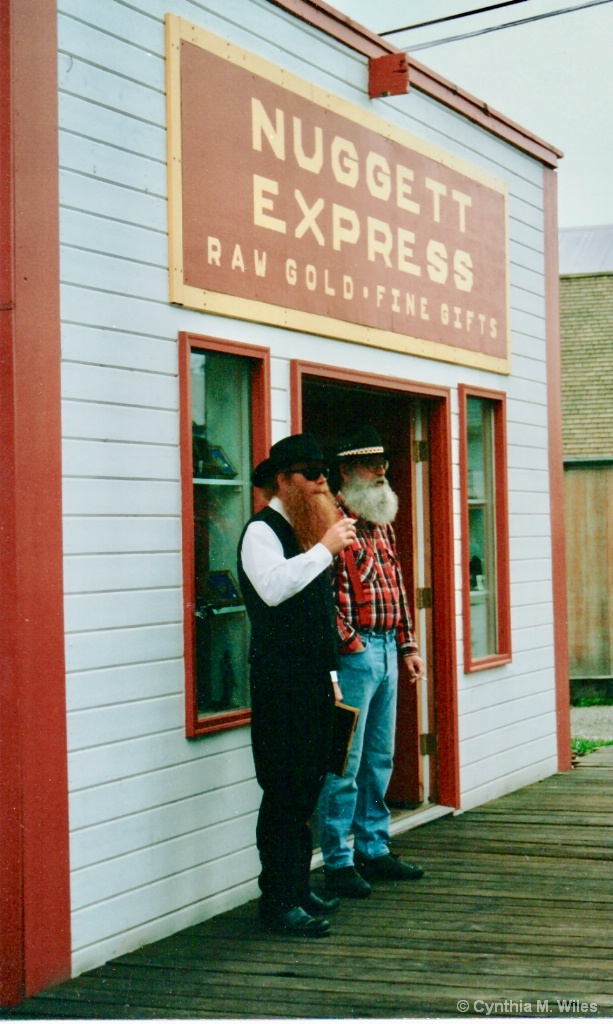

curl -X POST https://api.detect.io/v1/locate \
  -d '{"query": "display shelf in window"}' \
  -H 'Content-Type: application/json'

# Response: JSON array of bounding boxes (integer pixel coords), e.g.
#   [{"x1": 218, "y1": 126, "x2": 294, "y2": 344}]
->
[{"x1": 180, "y1": 333, "x2": 271, "y2": 737}]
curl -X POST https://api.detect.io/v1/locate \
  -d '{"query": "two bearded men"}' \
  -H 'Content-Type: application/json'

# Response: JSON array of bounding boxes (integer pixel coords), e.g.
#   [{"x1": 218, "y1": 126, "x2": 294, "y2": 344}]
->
[{"x1": 237, "y1": 427, "x2": 425, "y2": 938}]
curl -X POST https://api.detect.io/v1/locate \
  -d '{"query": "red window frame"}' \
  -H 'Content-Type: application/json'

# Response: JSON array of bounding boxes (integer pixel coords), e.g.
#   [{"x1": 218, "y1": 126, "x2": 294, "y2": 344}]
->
[
  {"x1": 459, "y1": 384, "x2": 512, "y2": 673},
  {"x1": 179, "y1": 332, "x2": 270, "y2": 737}
]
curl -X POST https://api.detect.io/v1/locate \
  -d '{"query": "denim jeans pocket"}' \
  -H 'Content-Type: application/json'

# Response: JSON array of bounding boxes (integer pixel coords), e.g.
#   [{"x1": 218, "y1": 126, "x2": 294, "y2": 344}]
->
[{"x1": 342, "y1": 637, "x2": 370, "y2": 657}]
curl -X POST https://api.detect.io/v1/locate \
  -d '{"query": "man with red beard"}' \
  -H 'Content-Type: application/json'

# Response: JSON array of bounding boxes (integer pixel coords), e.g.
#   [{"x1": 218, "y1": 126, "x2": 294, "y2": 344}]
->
[
  {"x1": 318, "y1": 426, "x2": 426, "y2": 899},
  {"x1": 237, "y1": 433, "x2": 356, "y2": 937}
]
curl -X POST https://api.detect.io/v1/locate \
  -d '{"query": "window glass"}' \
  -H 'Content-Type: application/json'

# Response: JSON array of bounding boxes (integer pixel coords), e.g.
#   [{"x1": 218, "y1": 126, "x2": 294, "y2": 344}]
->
[
  {"x1": 467, "y1": 396, "x2": 498, "y2": 659},
  {"x1": 190, "y1": 350, "x2": 252, "y2": 718}
]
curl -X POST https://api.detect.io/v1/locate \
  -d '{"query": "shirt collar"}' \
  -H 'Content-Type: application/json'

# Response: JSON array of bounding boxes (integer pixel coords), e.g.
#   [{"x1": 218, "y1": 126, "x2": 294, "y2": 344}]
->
[{"x1": 269, "y1": 494, "x2": 291, "y2": 523}]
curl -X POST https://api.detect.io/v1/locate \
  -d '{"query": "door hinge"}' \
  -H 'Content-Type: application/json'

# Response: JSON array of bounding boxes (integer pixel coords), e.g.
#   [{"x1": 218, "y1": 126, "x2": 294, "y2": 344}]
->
[
  {"x1": 416, "y1": 587, "x2": 432, "y2": 610},
  {"x1": 419, "y1": 733, "x2": 437, "y2": 756},
  {"x1": 412, "y1": 439, "x2": 429, "y2": 462}
]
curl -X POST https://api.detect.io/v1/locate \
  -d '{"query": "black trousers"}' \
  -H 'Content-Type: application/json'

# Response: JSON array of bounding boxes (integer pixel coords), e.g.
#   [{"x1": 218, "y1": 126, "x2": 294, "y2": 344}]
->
[{"x1": 250, "y1": 661, "x2": 334, "y2": 912}]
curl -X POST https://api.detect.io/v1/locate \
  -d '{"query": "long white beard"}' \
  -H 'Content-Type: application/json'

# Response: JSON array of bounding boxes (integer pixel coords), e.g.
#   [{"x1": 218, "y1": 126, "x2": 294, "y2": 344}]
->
[{"x1": 341, "y1": 476, "x2": 399, "y2": 526}]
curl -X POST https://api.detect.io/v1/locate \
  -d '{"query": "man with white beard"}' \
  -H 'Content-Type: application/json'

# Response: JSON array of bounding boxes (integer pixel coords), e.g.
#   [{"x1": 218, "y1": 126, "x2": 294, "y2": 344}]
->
[{"x1": 318, "y1": 426, "x2": 426, "y2": 898}]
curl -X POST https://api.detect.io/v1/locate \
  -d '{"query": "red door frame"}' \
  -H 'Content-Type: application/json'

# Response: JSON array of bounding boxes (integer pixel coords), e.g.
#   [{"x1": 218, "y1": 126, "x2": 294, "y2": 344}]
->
[
  {"x1": 544, "y1": 169, "x2": 572, "y2": 772},
  {"x1": 0, "y1": 0, "x2": 71, "y2": 1005},
  {"x1": 290, "y1": 360, "x2": 460, "y2": 809}
]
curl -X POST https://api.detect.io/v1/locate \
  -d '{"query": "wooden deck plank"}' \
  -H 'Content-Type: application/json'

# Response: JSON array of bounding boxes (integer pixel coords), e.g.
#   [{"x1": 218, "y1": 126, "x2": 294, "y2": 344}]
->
[{"x1": 3, "y1": 751, "x2": 613, "y2": 1019}]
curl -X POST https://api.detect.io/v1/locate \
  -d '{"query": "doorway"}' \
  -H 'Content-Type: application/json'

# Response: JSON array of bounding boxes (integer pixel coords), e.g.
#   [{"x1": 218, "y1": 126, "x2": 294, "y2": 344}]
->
[{"x1": 292, "y1": 362, "x2": 460, "y2": 811}]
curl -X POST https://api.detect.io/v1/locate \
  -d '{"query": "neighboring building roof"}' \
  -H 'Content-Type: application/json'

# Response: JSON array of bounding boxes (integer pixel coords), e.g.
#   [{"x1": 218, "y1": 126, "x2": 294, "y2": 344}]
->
[
  {"x1": 560, "y1": 273, "x2": 613, "y2": 460},
  {"x1": 559, "y1": 225, "x2": 613, "y2": 274}
]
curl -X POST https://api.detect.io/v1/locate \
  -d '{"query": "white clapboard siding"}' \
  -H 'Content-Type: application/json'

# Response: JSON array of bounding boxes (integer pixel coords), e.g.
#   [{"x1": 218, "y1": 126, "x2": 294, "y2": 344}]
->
[
  {"x1": 64, "y1": 552, "x2": 182, "y2": 594},
  {"x1": 65, "y1": 589, "x2": 182, "y2": 633},
  {"x1": 68, "y1": 694, "x2": 184, "y2": 750},
  {"x1": 60, "y1": 94, "x2": 166, "y2": 164},
  {"x1": 461, "y1": 710, "x2": 556, "y2": 769},
  {"x1": 58, "y1": 11, "x2": 164, "y2": 89},
  {"x1": 62, "y1": 208, "x2": 166, "y2": 267},
  {"x1": 62, "y1": 362, "x2": 177, "y2": 409},
  {"x1": 58, "y1": 0, "x2": 562, "y2": 975},
  {"x1": 64, "y1": 517, "x2": 181, "y2": 556},
  {"x1": 461, "y1": 690, "x2": 555, "y2": 742},
  {"x1": 69, "y1": 740, "x2": 255, "y2": 830},
  {"x1": 62, "y1": 402, "x2": 179, "y2": 445},
  {"x1": 461, "y1": 734, "x2": 558, "y2": 795},
  {"x1": 59, "y1": 132, "x2": 166, "y2": 197},
  {"x1": 508, "y1": 490, "x2": 551, "y2": 518},
  {"x1": 71, "y1": 777, "x2": 261, "y2": 870},
  {"x1": 63, "y1": 440, "x2": 179, "y2": 481},
  {"x1": 508, "y1": 470, "x2": 550, "y2": 498},
  {"x1": 63, "y1": 479, "x2": 180, "y2": 516},
  {"x1": 509, "y1": 535, "x2": 553, "y2": 563},
  {"x1": 62, "y1": 248, "x2": 167, "y2": 303},
  {"x1": 512, "y1": 558, "x2": 553, "y2": 586},
  {"x1": 72, "y1": 875, "x2": 261, "y2": 978},
  {"x1": 71, "y1": 848, "x2": 261, "y2": 975},
  {"x1": 58, "y1": 55, "x2": 165, "y2": 127},
  {"x1": 71, "y1": 843, "x2": 260, "y2": 951},
  {"x1": 62, "y1": 323, "x2": 178, "y2": 375},
  {"x1": 511, "y1": 603, "x2": 555, "y2": 631},
  {"x1": 60, "y1": 170, "x2": 166, "y2": 235},
  {"x1": 461, "y1": 748, "x2": 558, "y2": 812},
  {"x1": 509, "y1": 237, "x2": 546, "y2": 274},
  {"x1": 72, "y1": 810, "x2": 258, "y2": 911},
  {"x1": 66, "y1": 623, "x2": 184, "y2": 673},
  {"x1": 507, "y1": 377, "x2": 548, "y2": 406},
  {"x1": 512, "y1": 352, "x2": 548, "y2": 383},
  {"x1": 67, "y1": 661, "x2": 185, "y2": 712}
]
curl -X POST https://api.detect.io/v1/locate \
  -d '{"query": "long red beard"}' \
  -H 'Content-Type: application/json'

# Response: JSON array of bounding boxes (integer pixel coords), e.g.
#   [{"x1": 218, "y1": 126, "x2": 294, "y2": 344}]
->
[{"x1": 282, "y1": 479, "x2": 339, "y2": 551}]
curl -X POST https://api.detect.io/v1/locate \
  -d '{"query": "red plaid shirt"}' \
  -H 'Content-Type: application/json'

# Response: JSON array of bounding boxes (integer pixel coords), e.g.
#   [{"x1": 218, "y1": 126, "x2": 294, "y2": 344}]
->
[{"x1": 335, "y1": 496, "x2": 418, "y2": 656}]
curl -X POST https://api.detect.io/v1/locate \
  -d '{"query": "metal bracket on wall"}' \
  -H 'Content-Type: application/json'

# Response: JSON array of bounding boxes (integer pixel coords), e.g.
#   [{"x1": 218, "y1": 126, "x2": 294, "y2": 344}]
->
[
  {"x1": 412, "y1": 439, "x2": 429, "y2": 462},
  {"x1": 420, "y1": 733, "x2": 437, "y2": 756},
  {"x1": 416, "y1": 587, "x2": 432, "y2": 610}
]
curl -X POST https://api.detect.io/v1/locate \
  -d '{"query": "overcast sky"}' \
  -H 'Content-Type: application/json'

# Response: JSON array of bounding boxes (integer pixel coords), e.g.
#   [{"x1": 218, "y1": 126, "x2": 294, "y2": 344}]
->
[{"x1": 330, "y1": 0, "x2": 613, "y2": 229}]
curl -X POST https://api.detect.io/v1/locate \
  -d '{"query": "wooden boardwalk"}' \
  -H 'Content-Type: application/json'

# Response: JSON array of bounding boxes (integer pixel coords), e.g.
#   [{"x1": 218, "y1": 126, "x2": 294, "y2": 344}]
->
[{"x1": 5, "y1": 747, "x2": 613, "y2": 1019}]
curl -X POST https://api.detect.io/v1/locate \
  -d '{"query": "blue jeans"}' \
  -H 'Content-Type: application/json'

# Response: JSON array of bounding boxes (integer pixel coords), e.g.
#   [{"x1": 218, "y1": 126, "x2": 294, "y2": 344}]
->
[{"x1": 319, "y1": 631, "x2": 398, "y2": 867}]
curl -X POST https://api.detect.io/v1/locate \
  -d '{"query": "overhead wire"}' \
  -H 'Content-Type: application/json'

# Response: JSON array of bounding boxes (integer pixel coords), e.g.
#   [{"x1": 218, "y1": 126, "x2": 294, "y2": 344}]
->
[
  {"x1": 380, "y1": 0, "x2": 613, "y2": 50},
  {"x1": 380, "y1": 0, "x2": 533, "y2": 36}
]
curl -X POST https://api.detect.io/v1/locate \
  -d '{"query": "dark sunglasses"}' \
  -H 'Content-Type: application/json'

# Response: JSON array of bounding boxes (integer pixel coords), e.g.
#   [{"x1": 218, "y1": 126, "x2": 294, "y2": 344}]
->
[{"x1": 288, "y1": 464, "x2": 329, "y2": 481}]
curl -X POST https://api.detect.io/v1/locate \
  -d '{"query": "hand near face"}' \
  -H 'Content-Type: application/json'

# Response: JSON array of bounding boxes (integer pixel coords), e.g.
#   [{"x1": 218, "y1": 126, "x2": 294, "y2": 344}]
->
[{"x1": 321, "y1": 517, "x2": 357, "y2": 556}]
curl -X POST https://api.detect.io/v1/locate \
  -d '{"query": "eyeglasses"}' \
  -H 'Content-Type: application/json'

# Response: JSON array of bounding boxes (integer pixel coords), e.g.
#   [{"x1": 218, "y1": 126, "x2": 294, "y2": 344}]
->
[
  {"x1": 356, "y1": 458, "x2": 389, "y2": 473},
  {"x1": 288, "y1": 464, "x2": 329, "y2": 481}
]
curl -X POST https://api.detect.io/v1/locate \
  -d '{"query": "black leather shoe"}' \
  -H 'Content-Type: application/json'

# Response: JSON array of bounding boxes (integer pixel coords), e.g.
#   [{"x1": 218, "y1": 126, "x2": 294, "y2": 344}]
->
[
  {"x1": 303, "y1": 891, "x2": 340, "y2": 916},
  {"x1": 355, "y1": 852, "x2": 425, "y2": 881},
  {"x1": 324, "y1": 865, "x2": 372, "y2": 898},
  {"x1": 260, "y1": 906, "x2": 331, "y2": 937}
]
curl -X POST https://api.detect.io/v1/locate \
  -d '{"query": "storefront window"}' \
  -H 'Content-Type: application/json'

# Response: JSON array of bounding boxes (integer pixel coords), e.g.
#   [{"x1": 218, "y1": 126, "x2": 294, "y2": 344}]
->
[
  {"x1": 180, "y1": 334, "x2": 270, "y2": 736},
  {"x1": 467, "y1": 397, "x2": 497, "y2": 657},
  {"x1": 460, "y1": 386, "x2": 511, "y2": 671},
  {"x1": 191, "y1": 349, "x2": 252, "y2": 719}
]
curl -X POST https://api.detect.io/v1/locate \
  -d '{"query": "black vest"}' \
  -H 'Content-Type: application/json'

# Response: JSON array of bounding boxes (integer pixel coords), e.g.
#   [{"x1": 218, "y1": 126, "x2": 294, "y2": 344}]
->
[{"x1": 237, "y1": 506, "x2": 338, "y2": 677}]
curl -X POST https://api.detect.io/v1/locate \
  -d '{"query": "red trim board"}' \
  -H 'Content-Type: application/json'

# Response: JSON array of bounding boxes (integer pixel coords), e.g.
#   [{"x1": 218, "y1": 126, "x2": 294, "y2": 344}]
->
[
  {"x1": 0, "y1": 0, "x2": 70, "y2": 1005},
  {"x1": 543, "y1": 170, "x2": 572, "y2": 772}
]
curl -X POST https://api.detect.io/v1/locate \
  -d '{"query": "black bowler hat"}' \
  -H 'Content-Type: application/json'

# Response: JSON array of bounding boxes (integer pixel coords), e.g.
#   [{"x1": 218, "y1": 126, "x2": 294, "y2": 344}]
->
[
  {"x1": 252, "y1": 432, "x2": 326, "y2": 487},
  {"x1": 335, "y1": 426, "x2": 388, "y2": 461}
]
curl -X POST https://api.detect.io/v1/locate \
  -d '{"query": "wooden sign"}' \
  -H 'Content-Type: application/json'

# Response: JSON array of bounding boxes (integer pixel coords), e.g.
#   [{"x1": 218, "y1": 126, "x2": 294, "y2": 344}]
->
[{"x1": 166, "y1": 16, "x2": 510, "y2": 373}]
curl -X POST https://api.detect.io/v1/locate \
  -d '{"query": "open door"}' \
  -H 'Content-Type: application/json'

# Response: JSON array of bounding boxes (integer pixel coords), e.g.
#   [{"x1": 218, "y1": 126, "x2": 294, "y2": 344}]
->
[{"x1": 296, "y1": 368, "x2": 441, "y2": 808}]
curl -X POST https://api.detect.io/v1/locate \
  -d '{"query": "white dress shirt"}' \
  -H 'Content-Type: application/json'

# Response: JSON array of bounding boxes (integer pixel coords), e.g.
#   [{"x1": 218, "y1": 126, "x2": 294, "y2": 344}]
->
[
  {"x1": 240, "y1": 496, "x2": 332, "y2": 606},
  {"x1": 240, "y1": 496, "x2": 338, "y2": 683}
]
